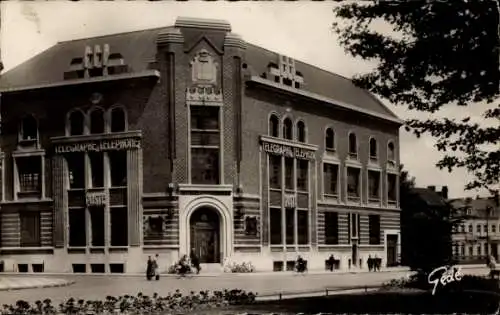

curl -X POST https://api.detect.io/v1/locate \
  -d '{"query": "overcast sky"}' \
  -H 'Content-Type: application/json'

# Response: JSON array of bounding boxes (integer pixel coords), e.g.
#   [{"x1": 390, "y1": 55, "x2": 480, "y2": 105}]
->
[{"x1": 1, "y1": 1, "x2": 495, "y2": 199}]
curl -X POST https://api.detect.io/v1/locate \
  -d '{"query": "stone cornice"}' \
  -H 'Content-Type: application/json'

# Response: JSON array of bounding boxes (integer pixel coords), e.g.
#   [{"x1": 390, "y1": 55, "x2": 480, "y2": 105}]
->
[
  {"x1": 175, "y1": 17, "x2": 231, "y2": 32},
  {"x1": 0, "y1": 70, "x2": 161, "y2": 94},
  {"x1": 247, "y1": 75, "x2": 404, "y2": 126},
  {"x1": 157, "y1": 28, "x2": 184, "y2": 45},
  {"x1": 224, "y1": 33, "x2": 247, "y2": 49}
]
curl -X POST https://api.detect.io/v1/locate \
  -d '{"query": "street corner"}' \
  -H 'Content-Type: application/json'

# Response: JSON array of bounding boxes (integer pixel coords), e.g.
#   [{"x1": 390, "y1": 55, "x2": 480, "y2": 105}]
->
[{"x1": 0, "y1": 277, "x2": 75, "y2": 292}]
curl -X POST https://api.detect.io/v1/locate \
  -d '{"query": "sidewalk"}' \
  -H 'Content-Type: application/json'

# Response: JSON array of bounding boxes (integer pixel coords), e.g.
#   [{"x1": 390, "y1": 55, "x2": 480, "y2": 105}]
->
[
  {"x1": 0, "y1": 266, "x2": 410, "y2": 278},
  {"x1": 0, "y1": 277, "x2": 75, "y2": 291}
]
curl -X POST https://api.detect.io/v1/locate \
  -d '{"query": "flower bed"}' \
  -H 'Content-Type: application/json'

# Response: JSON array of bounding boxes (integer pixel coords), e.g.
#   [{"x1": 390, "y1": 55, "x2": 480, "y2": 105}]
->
[
  {"x1": 0, "y1": 289, "x2": 256, "y2": 315},
  {"x1": 222, "y1": 259, "x2": 255, "y2": 273}
]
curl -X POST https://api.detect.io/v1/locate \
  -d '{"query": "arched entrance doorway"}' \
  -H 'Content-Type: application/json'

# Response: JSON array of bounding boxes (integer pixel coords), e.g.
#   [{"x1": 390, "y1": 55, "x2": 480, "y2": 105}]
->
[{"x1": 189, "y1": 207, "x2": 221, "y2": 263}]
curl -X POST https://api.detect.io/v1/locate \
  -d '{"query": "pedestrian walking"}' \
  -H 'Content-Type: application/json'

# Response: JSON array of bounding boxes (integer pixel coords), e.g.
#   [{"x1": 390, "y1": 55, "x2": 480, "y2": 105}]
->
[
  {"x1": 153, "y1": 254, "x2": 160, "y2": 280},
  {"x1": 190, "y1": 249, "x2": 201, "y2": 274},
  {"x1": 146, "y1": 256, "x2": 154, "y2": 280},
  {"x1": 368, "y1": 255, "x2": 373, "y2": 272},
  {"x1": 374, "y1": 255, "x2": 380, "y2": 271},
  {"x1": 327, "y1": 254, "x2": 335, "y2": 272}
]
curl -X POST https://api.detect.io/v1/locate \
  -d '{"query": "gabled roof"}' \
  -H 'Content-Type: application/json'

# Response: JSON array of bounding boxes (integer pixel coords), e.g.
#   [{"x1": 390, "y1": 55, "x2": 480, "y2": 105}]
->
[
  {"x1": 0, "y1": 20, "x2": 400, "y2": 122},
  {"x1": 449, "y1": 197, "x2": 499, "y2": 219},
  {"x1": 410, "y1": 187, "x2": 448, "y2": 208}
]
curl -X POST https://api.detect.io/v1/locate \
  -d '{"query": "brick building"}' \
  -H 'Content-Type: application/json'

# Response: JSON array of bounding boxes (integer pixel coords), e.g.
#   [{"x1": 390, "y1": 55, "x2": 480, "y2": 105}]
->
[{"x1": 0, "y1": 17, "x2": 402, "y2": 274}]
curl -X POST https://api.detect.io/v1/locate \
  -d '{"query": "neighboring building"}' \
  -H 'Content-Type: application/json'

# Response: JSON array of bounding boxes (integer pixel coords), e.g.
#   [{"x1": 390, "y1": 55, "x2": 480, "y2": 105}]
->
[
  {"x1": 0, "y1": 17, "x2": 402, "y2": 274},
  {"x1": 400, "y1": 186, "x2": 450, "y2": 267},
  {"x1": 451, "y1": 195, "x2": 500, "y2": 263}
]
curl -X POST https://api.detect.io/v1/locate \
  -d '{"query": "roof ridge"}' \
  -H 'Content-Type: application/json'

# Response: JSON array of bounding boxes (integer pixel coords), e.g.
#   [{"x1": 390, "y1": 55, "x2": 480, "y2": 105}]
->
[{"x1": 56, "y1": 25, "x2": 174, "y2": 45}]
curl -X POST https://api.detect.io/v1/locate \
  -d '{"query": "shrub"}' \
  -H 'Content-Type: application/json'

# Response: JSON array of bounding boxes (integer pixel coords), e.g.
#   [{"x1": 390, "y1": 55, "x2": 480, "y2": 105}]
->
[
  {"x1": 0, "y1": 290, "x2": 256, "y2": 315},
  {"x1": 222, "y1": 260, "x2": 255, "y2": 273}
]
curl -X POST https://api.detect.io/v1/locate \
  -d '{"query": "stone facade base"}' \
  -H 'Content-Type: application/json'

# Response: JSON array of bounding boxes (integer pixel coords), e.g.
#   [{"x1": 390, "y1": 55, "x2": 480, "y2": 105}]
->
[{"x1": 0, "y1": 245, "x2": 393, "y2": 274}]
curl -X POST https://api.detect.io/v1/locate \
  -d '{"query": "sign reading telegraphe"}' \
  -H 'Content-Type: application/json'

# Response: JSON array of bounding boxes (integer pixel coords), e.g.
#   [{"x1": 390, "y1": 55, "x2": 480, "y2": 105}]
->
[
  {"x1": 261, "y1": 141, "x2": 315, "y2": 160},
  {"x1": 86, "y1": 191, "x2": 107, "y2": 207},
  {"x1": 54, "y1": 138, "x2": 140, "y2": 154}
]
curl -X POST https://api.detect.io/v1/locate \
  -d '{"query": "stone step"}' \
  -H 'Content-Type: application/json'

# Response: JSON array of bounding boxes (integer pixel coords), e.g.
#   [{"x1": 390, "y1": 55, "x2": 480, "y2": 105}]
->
[{"x1": 200, "y1": 263, "x2": 223, "y2": 273}]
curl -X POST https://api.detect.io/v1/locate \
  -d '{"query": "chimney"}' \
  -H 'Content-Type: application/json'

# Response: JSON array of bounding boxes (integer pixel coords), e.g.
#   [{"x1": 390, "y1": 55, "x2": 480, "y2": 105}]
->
[
  {"x1": 441, "y1": 186, "x2": 449, "y2": 200},
  {"x1": 427, "y1": 185, "x2": 436, "y2": 192}
]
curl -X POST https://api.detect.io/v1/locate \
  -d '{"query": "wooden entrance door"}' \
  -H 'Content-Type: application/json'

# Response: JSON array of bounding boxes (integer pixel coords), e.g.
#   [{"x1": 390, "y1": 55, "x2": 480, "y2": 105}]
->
[
  {"x1": 387, "y1": 234, "x2": 398, "y2": 267},
  {"x1": 491, "y1": 244, "x2": 498, "y2": 260},
  {"x1": 190, "y1": 207, "x2": 220, "y2": 263}
]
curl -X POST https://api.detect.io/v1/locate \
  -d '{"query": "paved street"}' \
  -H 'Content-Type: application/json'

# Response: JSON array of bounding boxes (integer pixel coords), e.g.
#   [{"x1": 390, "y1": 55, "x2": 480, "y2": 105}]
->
[{"x1": 0, "y1": 267, "x2": 488, "y2": 305}]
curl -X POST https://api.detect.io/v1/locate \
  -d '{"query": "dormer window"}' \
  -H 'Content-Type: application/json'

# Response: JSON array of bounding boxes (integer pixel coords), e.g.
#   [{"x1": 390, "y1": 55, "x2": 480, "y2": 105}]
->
[
  {"x1": 297, "y1": 121, "x2": 306, "y2": 143},
  {"x1": 348, "y1": 133, "x2": 357, "y2": 158},
  {"x1": 369, "y1": 138, "x2": 377, "y2": 160},
  {"x1": 110, "y1": 107, "x2": 126, "y2": 133},
  {"x1": 269, "y1": 114, "x2": 279, "y2": 137},
  {"x1": 388, "y1": 141, "x2": 395, "y2": 162},
  {"x1": 68, "y1": 110, "x2": 85, "y2": 136},
  {"x1": 19, "y1": 115, "x2": 38, "y2": 143},
  {"x1": 89, "y1": 108, "x2": 105, "y2": 134},
  {"x1": 325, "y1": 128, "x2": 335, "y2": 150},
  {"x1": 283, "y1": 118, "x2": 293, "y2": 140}
]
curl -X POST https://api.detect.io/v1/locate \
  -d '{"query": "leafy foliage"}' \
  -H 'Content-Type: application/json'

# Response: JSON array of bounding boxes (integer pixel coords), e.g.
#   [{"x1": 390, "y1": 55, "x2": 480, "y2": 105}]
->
[
  {"x1": 223, "y1": 260, "x2": 255, "y2": 273},
  {"x1": 0, "y1": 290, "x2": 256, "y2": 315},
  {"x1": 332, "y1": 1, "x2": 500, "y2": 192},
  {"x1": 399, "y1": 165, "x2": 460, "y2": 272}
]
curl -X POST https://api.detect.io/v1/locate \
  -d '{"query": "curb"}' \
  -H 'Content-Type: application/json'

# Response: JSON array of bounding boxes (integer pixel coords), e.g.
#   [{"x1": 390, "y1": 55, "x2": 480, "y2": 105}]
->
[
  {"x1": 0, "y1": 280, "x2": 76, "y2": 292},
  {"x1": 0, "y1": 268, "x2": 411, "y2": 278}
]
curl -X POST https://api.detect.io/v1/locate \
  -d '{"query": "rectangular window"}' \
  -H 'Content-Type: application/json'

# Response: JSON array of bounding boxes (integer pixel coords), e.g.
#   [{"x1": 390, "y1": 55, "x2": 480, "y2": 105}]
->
[
  {"x1": 89, "y1": 152, "x2": 104, "y2": 188},
  {"x1": 484, "y1": 225, "x2": 487, "y2": 233},
  {"x1": 17, "y1": 156, "x2": 42, "y2": 197},
  {"x1": 68, "y1": 209, "x2": 86, "y2": 247},
  {"x1": 324, "y1": 212, "x2": 339, "y2": 245},
  {"x1": 478, "y1": 245, "x2": 482, "y2": 256},
  {"x1": 284, "y1": 157, "x2": 294, "y2": 190},
  {"x1": 191, "y1": 148, "x2": 220, "y2": 185},
  {"x1": 493, "y1": 225, "x2": 496, "y2": 233},
  {"x1": 89, "y1": 207, "x2": 105, "y2": 247},
  {"x1": 469, "y1": 224, "x2": 473, "y2": 233},
  {"x1": 348, "y1": 213, "x2": 360, "y2": 240},
  {"x1": 347, "y1": 167, "x2": 361, "y2": 199},
  {"x1": 66, "y1": 154, "x2": 85, "y2": 189},
  {"x1": 484, "y1": 243, "x2": 488, "y2": 255},
  {"x1": 477, "y1": 224, "x2": 481, "y2": 233},
  {"x1": 387, "y1": 173, "x2": 397, "y2": 202},
  {"x1": 323, "y1": 163, "x2": 338, "y2": 196},
  {"x1": 110, "y1": 207, "x2": 128, "y2": 246},
  {"x1": 20, "y1": 211, "x2": 41, "y2": 247},
  {"x1": 297, "y1": 160, "x2": 308, "y2": 191},
  {"x1": 469, "y1": 246, "x2": 473, "y2": 257},
  {"x1": 109, "y1": 151, "x2": 127, "y2": 187},
  {"x1": 270, "y1": 207, "x2": 282, "y2": 245},
  {"x1": 369, "y1": 215, "x2": 381, "y2": 244},
  {"x1": 368, "y1": 170, "x2": 381, "y2": 201},
  {"x1": 297, "y1": 210, "x2": 308, "y2": 245},
  {"x1": 190, "y1": 106, "x2": 220, "y2": 185},
  {"x1": 285, "y1": 208, "x2": 295, "y2": 244},
  {"x1": 269, "y1": 155, "x2": 281, "y2": 189}
]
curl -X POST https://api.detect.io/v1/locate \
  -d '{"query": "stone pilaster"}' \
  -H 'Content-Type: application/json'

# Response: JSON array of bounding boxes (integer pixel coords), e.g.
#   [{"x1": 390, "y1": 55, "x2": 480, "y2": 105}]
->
[
  {"x1": 52, "y1": 155, "x2": 67, "y2": 248},
  {"x1": 127, "y1": 148, "x2": 142, "y2": 246}
]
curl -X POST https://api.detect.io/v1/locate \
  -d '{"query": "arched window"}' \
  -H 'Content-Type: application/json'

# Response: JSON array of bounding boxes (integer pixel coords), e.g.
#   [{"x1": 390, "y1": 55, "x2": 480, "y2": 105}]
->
[
  {"x1": 369, "y1": 138, "x2": 377, "y2": 159},
  {"x1": 89, "y1": 108, "x2": 105, "y2": 134},
  {"x1": 20, "y1": 115, "x2": 38, "y2": 141},
  {"x1": 283, "y1": 118, "x2": 293, "y2": 140},
  {"x1": 297, "y1": 121, "x2": 306, "y2": 142},
  {"x1": 269, "y1": 114, "x2": 279, "y2": 137},
  {"x1": 325, "y1": 128, "x2": 335, "y2": 150},
  {"x1": 68, "y1": 110, "x2": 85, "y2": 136},
  {"x1": 348, "y1": 133, "x2": 357, "y2": 156},
  {"x1": 110, "y1": 107, "x2": 126, "y2": 133},
  {"x1": 388, "y1": 141, "x2": 395, "y2": 161}
]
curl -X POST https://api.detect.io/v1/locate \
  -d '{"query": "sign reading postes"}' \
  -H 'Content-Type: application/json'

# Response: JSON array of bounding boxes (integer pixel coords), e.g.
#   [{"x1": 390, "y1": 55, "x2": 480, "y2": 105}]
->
[
  {"x1": 262, "y1": 141, "x2": 315, "y2": 160},
  {"x1": 55, "y1": 138, "x2": 140, "y2": 154},
  {"x1": 86, "y1": 191, "x2": 107, "y2": 206},
  {"x1": 284, "y1": 194, "x2": 297, "y2": 209}
]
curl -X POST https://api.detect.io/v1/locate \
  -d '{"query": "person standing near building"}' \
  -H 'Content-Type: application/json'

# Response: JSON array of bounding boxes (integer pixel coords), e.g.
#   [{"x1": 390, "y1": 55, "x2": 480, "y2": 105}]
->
[
  {"x1": 146, "y1": 256, "x2": 154, "y2": 280},
  {"x1": 153, "y1": 254, "x2": 160, "y2": 280},
  {"x1": 190, "y1": 249, "x2": 201, "y2": 274},
  {"x1": 368, "y1": 255, "x2": 373, "y2": 272}
]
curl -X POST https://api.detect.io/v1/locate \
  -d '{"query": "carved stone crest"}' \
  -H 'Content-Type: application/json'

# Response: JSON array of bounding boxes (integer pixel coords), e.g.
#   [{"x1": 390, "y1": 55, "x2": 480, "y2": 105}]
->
[{"x1": 190, "y1": 49, "x2": 218, "y2": 86}]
